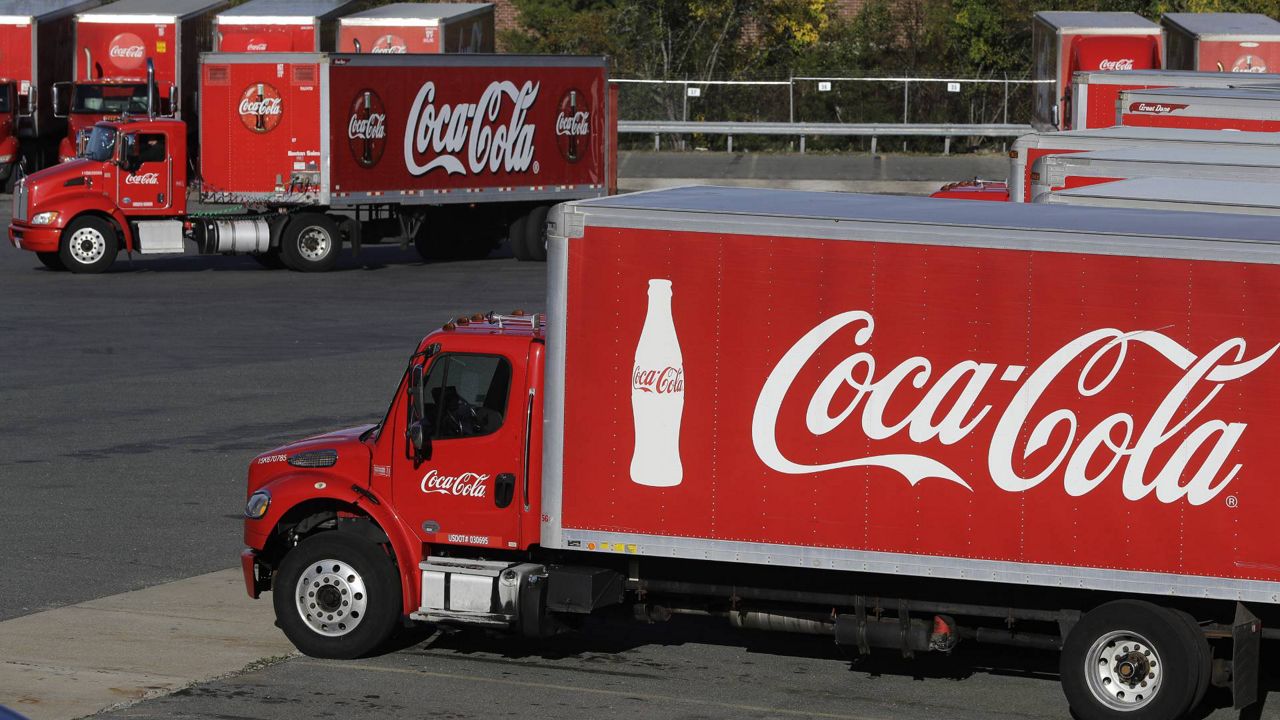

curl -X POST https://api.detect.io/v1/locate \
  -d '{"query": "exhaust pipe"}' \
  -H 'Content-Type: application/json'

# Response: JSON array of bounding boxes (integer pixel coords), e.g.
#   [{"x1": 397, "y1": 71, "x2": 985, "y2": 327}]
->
[
  {"x1": 353, "y1": 38, "x2": 362, "y2": 53},
  {"x1": 146, "y1": 58, "x2": 156, "y2": 120},
  {"x1": 83, "y1": 48, "x2": 91, "y2": 80}
]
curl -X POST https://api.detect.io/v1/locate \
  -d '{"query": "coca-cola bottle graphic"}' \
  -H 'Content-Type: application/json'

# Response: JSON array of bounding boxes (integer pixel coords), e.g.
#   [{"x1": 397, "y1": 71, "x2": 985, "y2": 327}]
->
[
  {"x1": 361, "y1": 92, "x2": 373, "y2": 165},
  {"x1": 254, "y1": 83, "x2": 266, "y2": 131},
  {"x1": 567, "y1": 90, "x2": 579, "y2": 162},
  {"x1": 630, "y1": 279, "x2": 684, "y2": 487}
]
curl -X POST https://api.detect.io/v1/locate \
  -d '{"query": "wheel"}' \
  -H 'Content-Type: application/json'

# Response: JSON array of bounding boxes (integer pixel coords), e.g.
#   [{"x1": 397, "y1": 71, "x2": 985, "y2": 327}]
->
[
  {"x1": 280, "y1": 214, "x2": 340, "y2": 272},
  {"x1": 272, "y1": 532, "x2": 401, "y2": 659},
  {"x1": 523, "y1": 206, "x2": 549, "y2": 262},
  {"x1": 1168, "y1": 609, "x2": 1212, "y2": 712},
  {"x1": 36, "y1": 252, "x2": 66, "y2": 271},
  {"x1": 58, "y1": 216, "x2": 118, "y2": 274},
  {"x1": 250, "y1": 250, "x2": 286, "y2": 270},
  {"x1": 509, "y1": 211, "x2": 532, "y2": 261},
  {"x1": 1060, "y1": 600, "x2": 1200, "y2": 720}
]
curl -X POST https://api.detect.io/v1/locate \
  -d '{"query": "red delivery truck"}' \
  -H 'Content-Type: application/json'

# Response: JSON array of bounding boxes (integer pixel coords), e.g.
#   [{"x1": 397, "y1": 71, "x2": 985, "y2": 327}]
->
[
  {"x1": 214, "y1": 0, "x2": 368, "y2": 52},
  {"x1": 1010, "y1": 125, "x2": 1280, "y2": 202},
  {"x1": 1120, "y1": 85, "x2": 1280, "y2": 131},
  {"x1": 337, "y1": 2, "x2": 494, "y2": 54},
  {"x1": 0, "y1": 0, "x2": 101, "y2": 178},
  {"x1": 1069, "y1": 68, "x2": 1280, "y2": 131},
  {"x1": 1039, "y1": 175, "x2": 1280, "y2": 215},
  {"x1": 1032, "y1": 11, "x2": 1162, "y2": 130},
  {"x1": 9, "y1": 53, "x2": 614, "y2": 272},
  {"x1": 1163, "y1": 13, "x2": 1280, "y2": 73},
  {"x1": 53, "y1": 0, "x2": 226, "y2": 162},
  {"x1": 237, "y1": 185, "x2": 1280, "y2": 720},
  {"x1": 1028, "y1": 145, "x2": 1280, "y2": 201}
]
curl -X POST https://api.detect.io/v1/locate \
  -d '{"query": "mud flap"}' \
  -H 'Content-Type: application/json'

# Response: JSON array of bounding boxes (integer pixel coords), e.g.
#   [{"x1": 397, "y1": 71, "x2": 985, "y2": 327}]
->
[{"x1": 1233, "y1": 602, "x2": 1262, "y2": 710}]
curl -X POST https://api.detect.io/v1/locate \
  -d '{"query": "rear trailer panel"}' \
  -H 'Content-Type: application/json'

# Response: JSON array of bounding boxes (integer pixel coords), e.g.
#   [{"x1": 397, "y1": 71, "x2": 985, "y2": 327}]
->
[
  {"x1": 544, "y1": 186, "x2": 1280, "y2": 603},
  {"x1": 1070, "y1": 69, "x2": 1280, "y2": 131}
]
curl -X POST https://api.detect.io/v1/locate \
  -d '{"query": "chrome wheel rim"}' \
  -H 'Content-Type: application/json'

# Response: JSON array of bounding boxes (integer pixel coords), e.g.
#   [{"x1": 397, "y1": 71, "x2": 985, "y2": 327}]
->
[
  {"x1": 68, "y1": 227, "x2": 106, "y2": 265},
  {"x1": 297, "y1": 226, "x2": 332, "y2": 261},
  {"x1": 1085, "y1": 630, "x2": 1161, "y2": 711},
  {"x1": 294, "y1": 558, "x2": 368, "y2": 637}
]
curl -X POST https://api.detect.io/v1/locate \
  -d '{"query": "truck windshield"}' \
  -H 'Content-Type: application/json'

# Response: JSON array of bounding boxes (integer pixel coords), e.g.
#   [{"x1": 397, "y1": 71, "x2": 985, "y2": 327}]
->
[
  {"x1": 83, "y1": 126, "x2": 117, "y2": 162},
  {"x1": 72, "y1": 84, "x2": 150, "y2": 115}
]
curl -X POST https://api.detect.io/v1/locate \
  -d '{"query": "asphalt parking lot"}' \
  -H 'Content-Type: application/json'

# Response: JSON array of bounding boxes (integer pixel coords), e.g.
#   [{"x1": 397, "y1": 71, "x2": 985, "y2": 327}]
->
[{"x1": 2, "y1": 194, "x2": 1279, "y2": 720}]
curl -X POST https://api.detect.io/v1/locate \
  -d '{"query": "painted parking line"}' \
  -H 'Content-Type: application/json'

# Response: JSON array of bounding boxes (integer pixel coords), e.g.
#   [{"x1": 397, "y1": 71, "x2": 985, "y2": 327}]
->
[{"x1": 0, "y1": 569, "x2": 294, "y2": 720}]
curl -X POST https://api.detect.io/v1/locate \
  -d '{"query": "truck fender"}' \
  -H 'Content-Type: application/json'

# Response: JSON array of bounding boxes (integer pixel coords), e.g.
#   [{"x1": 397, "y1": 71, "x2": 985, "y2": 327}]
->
[
  {"x1": 249, "y1": 473, "x2": 423, "y2": 615},
  {"x1": 65, "y1": 204, "x2": 136, "y2": 252},
  {"x1": 0, "y1": 134, "x2": 19, "y2": 164}
]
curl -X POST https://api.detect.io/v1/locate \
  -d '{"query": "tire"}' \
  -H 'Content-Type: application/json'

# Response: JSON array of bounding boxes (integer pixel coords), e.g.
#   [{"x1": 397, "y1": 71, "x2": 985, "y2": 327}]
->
[
  {"x1": 273, "y1": 532, "x2": 402, "y2": 659},
  {"x1": 36, "y1": 252, "x2": 66, "y2": 271},
  {"x1": 280, "y1": 214, "x2": 340, "y2": 272},
  {"x1": 1168, "y1": 609, "x2": 1212, "y2": 712},
  {"x1": 1060, "y1": 600, "x2": 1200, "y2": 720},
  {"x1": 250, "y1": 250, "x2": 286, "y2": 270},
  {"x1": 509, "y1": 211, "x2": 532, "y2": 261},
  {"x1": 58, "y1": 216, "x2": 119, "y2": 274},
  {"x1": 524, "y1": 205, "x2": 549, "y2": 262}
]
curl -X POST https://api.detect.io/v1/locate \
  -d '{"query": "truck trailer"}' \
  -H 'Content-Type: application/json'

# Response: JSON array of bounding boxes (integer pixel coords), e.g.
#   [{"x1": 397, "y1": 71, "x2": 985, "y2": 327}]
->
[
  {"x1": 336, "y1": 3, "x2": 494, "y2": 55},
  {"x1": 1068, "y1": 68, "x2": 1280, "y2": 131},
  {"x1": 1120, "y1": 85, "x2": 1280, "y2": 131},
  {"x1": 0, "y1": 0, "x2": 100, "y2": 178},
  {"x1": 240, "y1": 185, "x2": 1280, "y2": 720},
  {"x1": 9, "y1": 52, "x2": 613, "y2": 272},
  {"x1": 54, "y1": 0, "x2": 227, "y2": 162},
  {"x1": 1028, "y1": 144, "x2": 1280, "y2": 201},
  {"x1": 1032, "y1": 11, "x2": 1163, "y2": 130},
  {"x1": 1039, "y1": 175, "x2": 1280, "y2": 215},
  {"x1": 1162, "y1": 12, "x2": 1280, "y2": 73},
  {"x1": 214, "y1": 0, "x2": 367, "y2": 53}
]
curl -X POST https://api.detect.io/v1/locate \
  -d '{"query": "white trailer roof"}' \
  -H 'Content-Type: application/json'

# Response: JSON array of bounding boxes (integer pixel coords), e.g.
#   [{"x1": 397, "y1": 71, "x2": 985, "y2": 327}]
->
[
  {"x1": 0, "y1": 0, "x2": 98, "y2": 23},
  {"x1": 1041, "y1": 176, "x2": 1280, "y2": 214},
  {"x1": 80, "y1": 0, "x2": 226, "y2": 23},
  {"x1": 1034, "y1": 11, "x2": 1160, "y2": 33},
  {"x1": 1073, "y1": 68, "x2": 1280, "y2": 86},
  {"x1": 1162, "y1": 12, "x2": 1280, "y2": 40},
  {"x1": 339, "y1": 2, "x2": 490, "y2": 26},
  {"x1": 1125, "y1": 85, "x2": 1280, "y2": 102},
  {"x1": 1019, "y1": 125, "x2": 1280, "y2": 149},
  {"x1": 216, "y1": 0, "x2": 359, "y2": 23}
]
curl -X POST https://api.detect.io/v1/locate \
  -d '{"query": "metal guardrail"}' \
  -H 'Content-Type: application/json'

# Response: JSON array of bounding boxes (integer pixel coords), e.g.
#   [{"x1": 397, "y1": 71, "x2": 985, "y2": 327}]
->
[{"x1": 618, "y1": 121, "x2": 1036, "y2": 154}]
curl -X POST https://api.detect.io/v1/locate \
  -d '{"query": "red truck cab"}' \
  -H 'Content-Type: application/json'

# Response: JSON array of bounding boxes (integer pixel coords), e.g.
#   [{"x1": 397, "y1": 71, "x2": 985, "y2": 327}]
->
[
  {"x1": 54, "y1": 81, "x2": 155, "y2": 161},
  {"x1": 242, "y1": 313, "x2": 544, "y2": 655},
  {"x1": 10, "y1": 115, "x2": 187, "y2": 271}
]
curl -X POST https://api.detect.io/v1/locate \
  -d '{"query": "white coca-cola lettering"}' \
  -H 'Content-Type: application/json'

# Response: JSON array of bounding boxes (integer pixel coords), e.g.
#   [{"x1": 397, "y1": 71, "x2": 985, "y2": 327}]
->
[
  {"x1": 1098, "y1": 58, "x2": 1135, "y2": 71},
  {"x1": 751, "y1": 310, "x2": 1279, "y2": 505},
  {"x1": 633, "y1": 366, "x2": 684, "y2": 394},
  {"x1": 348, "y1": 112, "x2": 386, "y2": 140},
  {"x1": 110, "y1": 45, "x2": 145, "y2": 58},
  {"x1": 403, "y1": 80, "x2": 538, "y2": 177},
  {"x1": 556, "y1": 110, "x2": 590, "y2": 136},
  {"x1": 419, "y1": 469, "x2": 489, "y2": 498},
  {"x1": 125, "y1": 172, "x2": 159, "y2": 185},
  {"x1": 246, "y1": 42, "x2": 269, "y2": 51},
  {"x1": 239, "y1": 96, "x2": 282, "y2": 116},
  {"x1": 371, "y1": 45, "x2": 406, "y2": 54}
]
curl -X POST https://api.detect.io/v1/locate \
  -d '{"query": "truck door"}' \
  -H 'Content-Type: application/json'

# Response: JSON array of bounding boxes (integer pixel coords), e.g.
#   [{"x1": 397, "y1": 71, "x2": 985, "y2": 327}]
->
[
  {"x1": 395, "y1": 351, "x2": 526, "y2": 550},
  {"x1": 117, "y1": 131, "x2": 173, "y2": 213}
]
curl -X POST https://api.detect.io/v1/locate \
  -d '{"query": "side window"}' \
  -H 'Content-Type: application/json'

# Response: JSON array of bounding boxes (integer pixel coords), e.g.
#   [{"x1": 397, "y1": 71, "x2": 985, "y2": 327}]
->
[
  {"x1": 418, "y1": 354, "x2": 511, "y2": 440},
  {"x1": 137, "y1": 133, "x2": 166, "y2": 163}
]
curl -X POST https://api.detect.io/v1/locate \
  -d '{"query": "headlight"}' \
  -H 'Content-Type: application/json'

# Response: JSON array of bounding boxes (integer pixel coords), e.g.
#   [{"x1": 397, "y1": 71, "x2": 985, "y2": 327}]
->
[
  {"x1": 244, "y1": 490, "x2": 271, "y2": 519},
  {"x1": 0, "y1": 154, "x2": 13, "y2": 163},
  {"x1": 30, "y1": 212, "x2": 59, "y2": 226}
]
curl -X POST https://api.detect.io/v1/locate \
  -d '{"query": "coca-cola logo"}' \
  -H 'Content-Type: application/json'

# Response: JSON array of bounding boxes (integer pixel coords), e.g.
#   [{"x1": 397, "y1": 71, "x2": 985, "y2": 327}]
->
[
  {"x1": 238, "y1": 83, "x2": 283, "y2": 134},
  {"x1": 246, "y1": 41, "x2": 269, "y2": 52},
  {"x1": 125, "y1": 172, "x2": 160, "y2": 185},
  {"x1": 347, "y1": 89, "x2": 387, "y2": 168},
  {"x1": 404, "y1": 80, "x2": 538, "y2": 177},
  {"x1": 1097, "y1": 58, "x2": 1135, "y2": 71},
  {"x1": 751, "y1": 311, "x2": 1279, "y2": 506},
  {"x1": 108, "y1": 33, "x2": 146, "y2": 70},
  {"x1": 1128, "y1": 102, "x2": 1188, "y2": 115},
  {"x1": 555, "y1": 88, "x2": 589, "y2": 163},
  {"x1": 1234, "y1": 54, "x2": 1267, "y2": 73},
  {"x1": 372, "y1": 34, "x2": 406, "y2": 53},
  {"x1": 420, "y1": 469, "x2": 489, "y2": 498},
  {"x1": 633, "y1": 366, "x2": 684, "y2": 394}
]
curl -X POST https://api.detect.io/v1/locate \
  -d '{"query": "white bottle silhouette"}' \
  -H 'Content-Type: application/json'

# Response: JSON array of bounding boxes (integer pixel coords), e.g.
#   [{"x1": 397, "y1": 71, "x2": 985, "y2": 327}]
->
[{"x1": 630, "y1": 279, "x2": 684, "y2": 487}]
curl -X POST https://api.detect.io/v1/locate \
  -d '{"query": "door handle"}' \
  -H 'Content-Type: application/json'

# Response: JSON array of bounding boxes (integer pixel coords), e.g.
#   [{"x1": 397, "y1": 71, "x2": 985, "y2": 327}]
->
[{"x1": 494, "y1": 473, "x2": 515, "y2": 509}]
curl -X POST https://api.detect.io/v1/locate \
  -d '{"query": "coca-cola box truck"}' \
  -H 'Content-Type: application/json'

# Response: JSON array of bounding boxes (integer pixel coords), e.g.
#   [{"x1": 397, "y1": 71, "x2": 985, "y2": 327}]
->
[
  {"x1": 1119, "y1": 85, "x2": 1280, "y2": 131},
  {"x1": 337, "y1": 3, "x2": 494, "y2": 54},
  {"x1": 1029, "y1": 144, "x2": 1280, "y2": 201},
  {"x1": 54, "y1": 0, "x2": 227, "y2": 161},
  {"x1": 1032, "y1": 11, "x2": 1162, "y2": 130},
  {"x1": 9, "y1": 53, "x2": 612, "y2": 272},
  {"x1": 1010, "y1": 125, "x2": 1280, "y2": 202},
  {"x1": 1163, "y1": 13, "x2": 1280, "y2": 73},
  {"x1": 214, "y1": 0, "x2": 368, "y2": 53},
  {"x1": 237, "y1": 185, "x2": 1280, "y2": 720},
  {"x1": 0, "y1": 0, "x2": 101, "y2": 177},
  {"x1": 1040, "y1": 175, "x2": 1280, "y2": 216},
  {"x1": 1068, "y1": 68, "x2": 1280, "y2": 131}
]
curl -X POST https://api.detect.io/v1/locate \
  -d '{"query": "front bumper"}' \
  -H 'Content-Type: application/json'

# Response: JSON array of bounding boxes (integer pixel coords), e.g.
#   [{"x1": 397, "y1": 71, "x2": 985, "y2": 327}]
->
[
  {"x1": 9, "y1": 222, "x2": 60, "y2": 253},
  {"x1": 241, "y1": 547, "x2": 266, "y2": 599}
]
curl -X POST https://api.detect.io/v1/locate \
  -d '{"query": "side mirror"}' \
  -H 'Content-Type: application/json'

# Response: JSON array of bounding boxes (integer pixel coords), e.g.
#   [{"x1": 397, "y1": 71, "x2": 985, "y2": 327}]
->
[
  {"x1": 409, "y1": 363, "x2": 425, "y2": 421},
  {"x1": 406, "y1": 363, "x2": 430, "y2": 465},
  {"x1": 75, "y1": 128, "x2": 90, "y2": 157},
  {"x1": 120, "y1": 134, "x2": 141, "y2": 172},
  {"x1": 52, "y1": 82, "x2": 70, "y2": 119},
  {"x1": 17, "y1": 85, "x2": 32, "y2": 118}
]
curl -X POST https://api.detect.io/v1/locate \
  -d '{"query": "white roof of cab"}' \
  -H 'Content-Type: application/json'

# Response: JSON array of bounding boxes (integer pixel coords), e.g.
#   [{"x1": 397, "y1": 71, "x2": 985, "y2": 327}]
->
[
  {"x1": 1162, "y1": 12, "x2": 1280, "y2": 39},
  {"x1": 339, "y1": 2, "x2": 489, "y2": 26},
  {"x1": 1034, "y1": 11, "x2": 1160, "y2": 33}
]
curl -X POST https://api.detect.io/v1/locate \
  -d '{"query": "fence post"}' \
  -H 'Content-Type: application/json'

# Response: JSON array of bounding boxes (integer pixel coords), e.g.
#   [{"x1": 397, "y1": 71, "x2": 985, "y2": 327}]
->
[
  {"x1": 800, "y1": 135, "x2": 805, "y2": 154},
  {"x1": 944, "y1": 136, "x2": 951, "y2": 155},
  {"x1": 654, "y1": 133, "x2": 660, "y2": 151},
  {"x1": 728, "y1": 135, "x2": 733, "y2": 153},
  {"x1": 871, "y1": 136, "x2": 877, "y2": 155},
  {"x1": 1003, "y1": 76, "x2": 1009, "y2": 125},
  {"x1": 788, "y1": 76, "x2": 795, "y2": 124},
  {"x1": 903, "y1": 79, "x2": 909, "y2": 124}
]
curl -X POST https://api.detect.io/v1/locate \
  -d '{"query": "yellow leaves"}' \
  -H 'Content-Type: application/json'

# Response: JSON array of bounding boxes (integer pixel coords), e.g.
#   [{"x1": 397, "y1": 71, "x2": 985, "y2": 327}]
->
[{"x1": 769, "y1": 0, "x2": 830, "y2": 50}]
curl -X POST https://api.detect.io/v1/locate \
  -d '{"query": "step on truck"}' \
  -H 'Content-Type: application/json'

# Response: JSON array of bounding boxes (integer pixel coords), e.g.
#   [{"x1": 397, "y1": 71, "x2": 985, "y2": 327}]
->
[
  {"x1": 242, "y1": 185, "x2": 1280, "y2": 720},
  {"x1": 214, "y1": 0, "x2": 369, "y2": 53},
  {"x1": 9, "y1": 53, "x2": 613, "y2": 272}
]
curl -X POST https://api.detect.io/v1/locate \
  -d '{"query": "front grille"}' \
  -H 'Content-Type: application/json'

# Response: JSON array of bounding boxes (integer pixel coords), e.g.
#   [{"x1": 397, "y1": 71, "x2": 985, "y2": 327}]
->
[{"x1": 13, "y1": 178, "x2": 26, "y2": 222}]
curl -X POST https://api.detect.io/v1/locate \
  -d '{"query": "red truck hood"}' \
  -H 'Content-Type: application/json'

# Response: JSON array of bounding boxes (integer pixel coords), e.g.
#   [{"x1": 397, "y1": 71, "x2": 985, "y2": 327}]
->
[
  {"x1": 247, "y1": 424, "x2": 375, "y2": 494},
  {"x1": 23, "y1": 158, "x2": 106, "y2": 214}
]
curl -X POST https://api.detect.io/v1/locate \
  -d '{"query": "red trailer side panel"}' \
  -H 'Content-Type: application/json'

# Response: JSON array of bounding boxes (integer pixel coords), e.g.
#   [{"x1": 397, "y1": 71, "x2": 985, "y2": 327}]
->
[
  {"x1": 0, "y1": 22, "x2": 33, "y2": 90},
  {"x1": 76, "y1": 20, "x2": 175, "y2": 82},
  {"x1": 217, "y1": 23, "x2": 315, "y2": 52},
  {"x1": 338, "y1": 24, "x2": 438, "y2": 53},
  {"x1": 1197, "y1": 40, "x2": 1280, "y2": 73}
]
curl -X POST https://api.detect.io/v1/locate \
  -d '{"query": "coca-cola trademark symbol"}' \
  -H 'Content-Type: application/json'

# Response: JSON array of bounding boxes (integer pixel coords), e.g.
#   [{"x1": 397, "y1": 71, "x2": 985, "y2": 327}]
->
[
  {"x1": 238, "y1": 82, "x2": 283, "y2": 134},
  {"x1": 1227, "y1": 495, "x2": 1239, "y2": 508},
  {"x1": 347, "y1": 89, "x2": 387, "y2": 168},
  {"x1": 555, "y1": 88, "x2": 590, "y2": 163}
]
